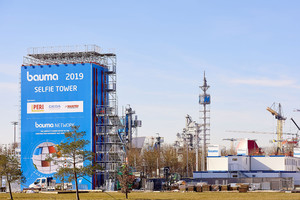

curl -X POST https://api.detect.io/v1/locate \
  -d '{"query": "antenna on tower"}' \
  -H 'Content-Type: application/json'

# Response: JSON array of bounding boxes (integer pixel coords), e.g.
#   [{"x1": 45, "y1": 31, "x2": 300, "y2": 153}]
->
[{"x1": 199, "y1": 71, "x2": 211, "y2": 171}]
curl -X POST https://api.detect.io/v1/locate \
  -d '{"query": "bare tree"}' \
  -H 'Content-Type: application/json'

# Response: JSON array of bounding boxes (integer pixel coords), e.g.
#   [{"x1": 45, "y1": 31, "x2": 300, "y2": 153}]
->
[
  {"x1": 162, "y1": 145, "x2": 180, "y2": 173},
  {"x1": 142, "y1": 148, "x2": 160, "y2": 177},
  {"x1": 127, "y1": 148, "x2": 142, "y2": 172}
]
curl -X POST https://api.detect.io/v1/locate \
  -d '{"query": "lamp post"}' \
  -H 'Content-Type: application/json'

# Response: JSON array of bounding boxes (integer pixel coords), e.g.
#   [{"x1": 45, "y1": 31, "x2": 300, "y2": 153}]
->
[
  {"x1": 156, "y1": 133, "x2": 160, "y2": 177},
  {"x1": 11, "y1": 121, "x2": 18, "y2": 144}
]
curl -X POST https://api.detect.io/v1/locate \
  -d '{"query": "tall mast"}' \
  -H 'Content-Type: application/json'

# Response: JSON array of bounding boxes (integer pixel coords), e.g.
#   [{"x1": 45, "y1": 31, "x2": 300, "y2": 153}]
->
[{"x1": 199, "y1": 72, "x2": 210, "y2": 171}]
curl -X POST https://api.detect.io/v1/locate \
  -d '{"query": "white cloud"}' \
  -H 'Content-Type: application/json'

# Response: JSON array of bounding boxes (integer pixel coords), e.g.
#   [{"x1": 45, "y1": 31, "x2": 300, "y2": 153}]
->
[{"x1": 230, "y1": 78, "x2": 297, "y2": 87}]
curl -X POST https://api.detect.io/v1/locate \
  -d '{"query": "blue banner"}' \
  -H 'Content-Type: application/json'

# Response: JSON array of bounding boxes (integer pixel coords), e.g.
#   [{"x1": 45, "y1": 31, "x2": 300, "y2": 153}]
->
[{"x1": 21, "y1": 63, "x2": 96, "y2": 189}]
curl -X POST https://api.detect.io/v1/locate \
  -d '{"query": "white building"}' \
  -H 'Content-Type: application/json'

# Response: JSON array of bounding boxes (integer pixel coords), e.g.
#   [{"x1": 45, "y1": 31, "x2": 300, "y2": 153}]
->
[
  {"x1": 194, "y1": 155, "x2": 300, "y2": 186},
  {"x1": 207, "y1": 155, "x2": 300, "y2": 172}
]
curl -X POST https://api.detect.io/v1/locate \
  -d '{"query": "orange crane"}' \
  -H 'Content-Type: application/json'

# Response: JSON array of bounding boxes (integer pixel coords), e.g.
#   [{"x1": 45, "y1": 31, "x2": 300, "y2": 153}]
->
[{"x1": 266, "y1": 103, "x2": 287, "y2": 153}]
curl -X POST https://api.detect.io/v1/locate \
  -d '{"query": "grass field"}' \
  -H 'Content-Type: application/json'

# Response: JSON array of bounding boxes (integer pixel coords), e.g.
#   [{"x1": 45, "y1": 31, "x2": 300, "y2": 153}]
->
[{"x1": 0, "y1": 191, "x2": 299, "y2": 200}]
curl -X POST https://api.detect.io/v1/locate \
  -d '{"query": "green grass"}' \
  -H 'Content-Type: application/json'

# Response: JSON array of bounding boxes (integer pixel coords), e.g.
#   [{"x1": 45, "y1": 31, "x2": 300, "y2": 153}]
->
[{"x1": 0, "y1": 191, "x2": 299, "y2": 200}]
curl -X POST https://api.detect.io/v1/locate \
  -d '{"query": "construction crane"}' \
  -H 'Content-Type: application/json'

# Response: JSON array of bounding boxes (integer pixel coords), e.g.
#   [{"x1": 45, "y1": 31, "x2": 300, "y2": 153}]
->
[
  {"x1": 291, "y1": 118, "x2": 300, "y2": 147},
  {"x1": 291, "y1": 118, "x2": 300, "y2": 132},
  {"x1": 266, "y1": 103, "x2": 287, "y2": 153},
  {"x1": 226, "y1": 130, "x2": 296, "y2": 136},
  {"x1": 226, "y1": 130, "x2": 298, "y2": 155}
]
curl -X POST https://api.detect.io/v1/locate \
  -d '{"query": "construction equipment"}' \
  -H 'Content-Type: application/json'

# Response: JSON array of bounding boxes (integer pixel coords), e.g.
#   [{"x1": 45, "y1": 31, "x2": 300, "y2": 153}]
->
[
  {"x1": 266, "y1": 103, "x2": 287, "y2": 153},
  {"x1": 226, "y1": 130, "x2": 298, "y2": 155},
  {"x1": 291, "y1": 118, "x2": 300, "y2": 132},
  {"x1": 290, "y1": 118, "x2": 300, "y2": 147},
  {"x1": 226, "y1": 130, "x2": 296, "y2": 136}
]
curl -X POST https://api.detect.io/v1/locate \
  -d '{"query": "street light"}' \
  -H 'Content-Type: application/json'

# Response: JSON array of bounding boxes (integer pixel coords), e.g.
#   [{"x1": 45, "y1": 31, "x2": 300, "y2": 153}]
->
[
  {"x1": 11, "y1": 121, "x2": 18, "y2": 144},
  {"x1": 156, "y1": 133, "x2": 160, "y2": 177}
]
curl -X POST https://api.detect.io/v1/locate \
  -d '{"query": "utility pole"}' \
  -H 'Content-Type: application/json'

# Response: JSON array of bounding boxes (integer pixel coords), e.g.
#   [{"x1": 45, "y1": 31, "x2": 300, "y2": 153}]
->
[{"x1": 11, "y1": 121, "x2": 18, "y2": 144}]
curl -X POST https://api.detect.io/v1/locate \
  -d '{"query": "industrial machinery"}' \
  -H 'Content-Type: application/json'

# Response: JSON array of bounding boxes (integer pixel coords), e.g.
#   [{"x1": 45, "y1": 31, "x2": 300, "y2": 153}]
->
[{"x1": 266, "y1": 103, "x2": 287, "y2": 153}]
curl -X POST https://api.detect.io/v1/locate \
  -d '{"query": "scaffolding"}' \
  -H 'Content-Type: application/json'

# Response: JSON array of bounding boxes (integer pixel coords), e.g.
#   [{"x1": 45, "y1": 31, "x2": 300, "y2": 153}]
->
[
  {"x1": 23, "y1": 45, "x2": 115, "y2": 66},
  {"x1": 95, "y1": 52, "x2": 126, "y2": 189},
  {"x1": 23, "y1": 45, "x2": 125, "y2": 189}
]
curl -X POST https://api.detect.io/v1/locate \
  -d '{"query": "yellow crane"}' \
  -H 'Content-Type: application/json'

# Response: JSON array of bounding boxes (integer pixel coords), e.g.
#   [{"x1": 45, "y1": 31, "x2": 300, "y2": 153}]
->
[{"x1": 266, "y1": 103, "x2": 287, "y2": 153}]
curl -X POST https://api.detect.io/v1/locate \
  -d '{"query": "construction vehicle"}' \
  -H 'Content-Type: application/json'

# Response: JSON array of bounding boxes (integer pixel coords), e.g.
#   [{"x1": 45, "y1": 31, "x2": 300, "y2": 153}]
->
[{"x1": 162, "y1": 167, "x2": 181, "y2": 190}]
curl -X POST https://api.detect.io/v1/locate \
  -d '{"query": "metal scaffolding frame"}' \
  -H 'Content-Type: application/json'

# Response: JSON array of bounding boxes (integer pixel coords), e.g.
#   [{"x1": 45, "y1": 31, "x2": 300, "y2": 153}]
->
[
  {"x1": 95, "y1": 53, "x2": 126, "y2": 189},
  {"x1": 23, "y1": 45, "x2": 115, "y2": 67}
]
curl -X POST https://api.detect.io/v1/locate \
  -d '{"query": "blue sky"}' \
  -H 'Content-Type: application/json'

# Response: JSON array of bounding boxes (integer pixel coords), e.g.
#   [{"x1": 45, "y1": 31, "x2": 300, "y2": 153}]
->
[{"x1": 0, "y1": 1, "x2": 300, "y2": 149}]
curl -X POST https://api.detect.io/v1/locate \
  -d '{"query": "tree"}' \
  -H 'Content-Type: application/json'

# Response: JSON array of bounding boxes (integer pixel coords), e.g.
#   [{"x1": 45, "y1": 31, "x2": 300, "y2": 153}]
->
[
  {"x1": 142, "y1": 148, "x2": 160, "y2": 177},
  {"x1": 180, "y1": 145, "x2": 196, "y2": 177},
  {"x1": 117, "y1": 164, "x2": 135, "y2": 199},
  {"x1": 0, "y1": 146, "x2": 25, "y2": 200},
  {"x1": 54, "y1": 126, "x2": 97, "y2": 200},
  {"x1": 127, "y1": 148, "x2": 142, "y2": 172},
  {"x1": 162, "y1": 145, "x2": 180, "y2": 173}
]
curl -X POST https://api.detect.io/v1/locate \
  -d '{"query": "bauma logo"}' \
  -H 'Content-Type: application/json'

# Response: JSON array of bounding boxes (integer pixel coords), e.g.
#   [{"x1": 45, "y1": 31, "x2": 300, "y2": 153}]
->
[
  {"x1": 27, "y1": 71, "x2": 58, "y2": 82},
  {"x1": 35, "y1": 122, "x2": 54, "y2": 128}
]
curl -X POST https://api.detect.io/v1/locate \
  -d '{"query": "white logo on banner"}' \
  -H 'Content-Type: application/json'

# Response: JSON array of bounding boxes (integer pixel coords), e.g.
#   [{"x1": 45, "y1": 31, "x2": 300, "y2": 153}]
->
[{"x1": 27, "y1": 71, "x2": 59, "y2": 82}]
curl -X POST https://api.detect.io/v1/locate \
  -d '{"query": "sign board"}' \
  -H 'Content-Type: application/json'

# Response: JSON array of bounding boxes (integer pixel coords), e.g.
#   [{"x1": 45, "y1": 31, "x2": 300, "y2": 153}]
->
[{"x1": 21, "y1": 63, "x2": 105, "y2": 189}]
